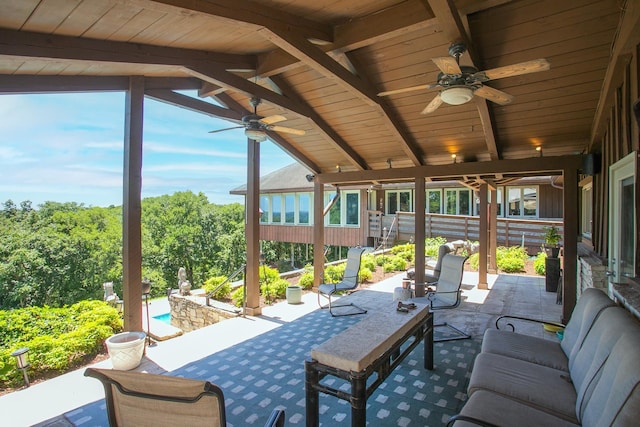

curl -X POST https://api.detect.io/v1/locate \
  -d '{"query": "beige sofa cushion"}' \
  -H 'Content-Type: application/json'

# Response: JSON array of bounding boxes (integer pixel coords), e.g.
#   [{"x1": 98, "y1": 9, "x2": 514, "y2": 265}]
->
[
  {"x1": 482, "y1": 329, "x2": 569, "y2": 371},
  {"x1": 467, "y1": 352, "x2": 578, "y2": 422},
  {"x1": 452, "y1": 390, "x2": 580, "y2": 427}
]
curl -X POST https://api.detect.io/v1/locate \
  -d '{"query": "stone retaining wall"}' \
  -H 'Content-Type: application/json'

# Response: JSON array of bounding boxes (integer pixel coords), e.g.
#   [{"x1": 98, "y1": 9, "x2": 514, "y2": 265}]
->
[
  {"x1": 577, "y1": 254, "x2": 607, "y2": 298},
  {"x1": 168, "y1": 294, "x2": 238, "y2": 333}
]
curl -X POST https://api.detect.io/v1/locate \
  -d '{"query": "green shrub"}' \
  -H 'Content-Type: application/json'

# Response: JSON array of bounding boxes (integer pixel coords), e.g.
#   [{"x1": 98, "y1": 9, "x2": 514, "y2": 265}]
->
[
  {"x1": 361, "y1": 254, "x2": 376, "y2": 272},
  {"x1": 358, "y1": 267, "x2": 373, "y2": 282},
  {"x1": 390, "y1": 256, "x2": 407, "y2": 271},
  {"x1": 468, "y1": 252, "x2": 479, "y2": 270},
  {"x1": 297, "y1": 269, "x2": 314, "y2": 290},
  {"x1": 425, "y1": 236, "x2": 447, "y2": 256},
  {"x1": 258, "y1": 265, "x2": 280, "y2": 283},
  {"x1": 534, "y1": 252, "x2": 546, "y2": 275},
  {"x1": 383, "y1": 262, "x2": 395, "y2": 273},
  {"x1": 203, "y1": 276, "x2": 231, "y2": 300},
  {"x1": 375, "y1": 255, "x2": 391, "y2": 266},
  {"x1": 324, "y1": 264, "x2": 345, "y2": 283},
  {"x1": 231, "y1": 286, "x2": 244, "y2": 307},
  {"x1": 261, "y1": 278, "x2": 289, "y2": 303},
  {"x1": 496, "y1": 246, "x2": 527, "y2": 273},
  {"x1": 0, "y1": 301, "x2": 122, "y2": 388}
]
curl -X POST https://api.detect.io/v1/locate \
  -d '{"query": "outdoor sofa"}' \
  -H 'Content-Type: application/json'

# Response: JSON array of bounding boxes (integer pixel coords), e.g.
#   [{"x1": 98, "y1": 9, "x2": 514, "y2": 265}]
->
[{"x1": 448, "y1": 288, "x2": 640, "y2": 426}]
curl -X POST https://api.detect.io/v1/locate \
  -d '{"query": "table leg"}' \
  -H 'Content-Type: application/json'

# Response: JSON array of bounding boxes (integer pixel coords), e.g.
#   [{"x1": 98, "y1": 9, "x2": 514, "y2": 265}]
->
[
  {"x1": 305, "y1": 360, "x2": 320, "y2": 427},
  {"x1": 425, "y1": 313, "x2": 434, "y2": 370},
  {"x1": 350, "y1": 371, "x2": 367, "y2": 427}
]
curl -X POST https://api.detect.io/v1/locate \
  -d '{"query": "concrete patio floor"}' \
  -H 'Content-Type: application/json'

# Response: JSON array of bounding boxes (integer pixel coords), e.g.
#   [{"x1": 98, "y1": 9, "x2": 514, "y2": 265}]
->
[{"x1": 0, "y1": 270, "x2": 562, "y2": 426}]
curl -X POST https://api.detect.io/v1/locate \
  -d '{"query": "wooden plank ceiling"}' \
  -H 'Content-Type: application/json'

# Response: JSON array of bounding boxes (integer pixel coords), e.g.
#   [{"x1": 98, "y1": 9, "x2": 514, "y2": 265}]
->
[{"x1": 0, "y1": 0, "x2": 625, "y2": 181}]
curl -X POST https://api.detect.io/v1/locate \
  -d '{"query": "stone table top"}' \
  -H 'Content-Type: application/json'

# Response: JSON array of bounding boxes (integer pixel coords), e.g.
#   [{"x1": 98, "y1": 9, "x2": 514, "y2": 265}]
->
[{"x1": 311, "y1": 296, "x2": 429, "y2": 372}]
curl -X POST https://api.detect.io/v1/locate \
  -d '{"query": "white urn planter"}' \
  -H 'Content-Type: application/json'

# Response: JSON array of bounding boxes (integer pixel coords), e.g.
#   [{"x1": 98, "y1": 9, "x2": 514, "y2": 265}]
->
[
  {"x1": 106, "y1": 331, "x2": 146, "y2": 370},
  {"x1": 286, "y1": 285, "x2": 302, "y2": 304}
]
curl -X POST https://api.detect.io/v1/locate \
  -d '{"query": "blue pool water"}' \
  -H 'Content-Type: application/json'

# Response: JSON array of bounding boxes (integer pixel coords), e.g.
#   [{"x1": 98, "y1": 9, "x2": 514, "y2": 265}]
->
[{"x1": 153, "y1": 313, "x2": 171, "y2": 324}]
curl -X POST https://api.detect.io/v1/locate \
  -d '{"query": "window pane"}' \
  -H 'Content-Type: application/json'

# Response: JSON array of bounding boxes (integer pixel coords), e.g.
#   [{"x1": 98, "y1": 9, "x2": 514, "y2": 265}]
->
[
  {"x1": 446, "y1": 190, "x2": 457, "y2": 214},
  {"x1": 285, "y1": 195, "x2": 295, "y2": 223},
  {"x1": 508, "y1": 188, "x2": 521, "y2": 216},
  {"x1": 496, "y1": 189, "x2": 502, "y2": 216},
  {"x1": 399, "y1": 191, "x2": 411, "y2": 212},
  {"x1": 459, "y1": 190, "x2": 470, "y2": 215},
  {"x1": 299, "y1": 194, "x2": 310, "y2": 224},
  {"x1": 329, "y1": 196, "x2": 341, "y2": 225},
  {"x1": 523, "y1": 187, "x2": 537, "y2": 216},
  {"x1": 346, "y1": 193, "x2": 359, "y2": 225},
  {"x1": 272, "y1": 195, "x2": 281, "y2": 223},
  {"x1": 260, "y1": 195, "x2": 270, "y2": 223},
  {"x1": 428, "y1": 191, "x2": 441, "y2": 214},
  {"x1": 387, "y1": 192, "x2": 398, "y2": 214}
]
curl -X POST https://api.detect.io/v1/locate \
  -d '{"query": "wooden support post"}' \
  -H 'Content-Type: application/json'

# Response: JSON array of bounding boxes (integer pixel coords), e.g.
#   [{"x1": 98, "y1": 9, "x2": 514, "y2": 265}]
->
[
  {"x1": 489, "y1": 188, "x2": 498, "y2": 273},
  {"x1": 122, "y1": 76, "x2": 144, "y2": 332},
  {"x1": 414, "y1": 177, "x2": 426, "y2": 296},
  {"x1": 478, "y1": 184, "x2": 488, "y2": 289},
  {"x1": 562, "y1": 167, "x2": 579, "y2": 323},
  {"x1": 313, "y1": 181, "x2": 325, "y2": 289},
  {"x1": 245, "y1": 138, "x2": 261, "y2": 315}
]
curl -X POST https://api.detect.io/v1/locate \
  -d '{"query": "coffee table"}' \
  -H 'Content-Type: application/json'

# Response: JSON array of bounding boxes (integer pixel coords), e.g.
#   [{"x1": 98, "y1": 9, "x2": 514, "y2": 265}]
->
[{"x1": 305, "y1": 300, "x2": 433, "y2": 426}]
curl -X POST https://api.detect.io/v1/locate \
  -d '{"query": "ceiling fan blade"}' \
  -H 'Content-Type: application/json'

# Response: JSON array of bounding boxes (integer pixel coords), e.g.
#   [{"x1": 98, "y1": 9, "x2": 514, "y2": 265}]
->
[
  {"x1": 432, "y1": 56, "x2": 462, "y2": 75},
  {"x1": 269, "y1": 125, "x2": 306, "y2": 136},
  {"x1": 478, "y1": 59, "x2": 550, "y2": 81},
  {"x1": 208, "y1": 126, "x2": 243, "y2": 134},
  {"x1": 474, "y1": 85, "x2": 514, "y2": 105},
  {"x1": 260, "y1": 115, "x2": 287, "y2": 125},
  {"x1": 378, "y1": 83, "x2": 436, "y2": 97},
  {"x1": 421, "y1": 93, "x2": 443, "y2": 114}
]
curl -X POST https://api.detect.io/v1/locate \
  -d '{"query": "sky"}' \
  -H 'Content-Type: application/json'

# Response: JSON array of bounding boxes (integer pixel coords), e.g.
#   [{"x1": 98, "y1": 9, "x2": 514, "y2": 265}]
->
[{"x1": 0, "y1": 91, "x2": 295, "y2": 208}]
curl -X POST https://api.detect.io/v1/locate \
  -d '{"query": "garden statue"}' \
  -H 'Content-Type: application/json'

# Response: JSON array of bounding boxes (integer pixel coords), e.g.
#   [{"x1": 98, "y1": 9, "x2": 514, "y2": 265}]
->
[
  {"x1": 103, "y1": 282, "x2": 119, "y2": 307},
  {"x1": 178, "y1": 267, "x2": 191, "y2": 295}
]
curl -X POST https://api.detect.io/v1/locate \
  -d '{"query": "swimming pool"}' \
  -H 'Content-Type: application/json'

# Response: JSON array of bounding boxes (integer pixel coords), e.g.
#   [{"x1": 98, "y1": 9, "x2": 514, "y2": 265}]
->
[{"x1": 152, "y1": 313, "x2": 171, "y2": 324}]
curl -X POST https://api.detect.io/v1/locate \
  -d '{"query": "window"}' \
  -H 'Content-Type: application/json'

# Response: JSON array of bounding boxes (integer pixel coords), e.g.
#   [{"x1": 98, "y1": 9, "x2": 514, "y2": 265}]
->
[
  {"x1": 298, "y1": 193, "x2": 310, "y2": 224},
  {"x1": 326, "y1": 190, "x2": 360, "y2": 226},
  {"x1": 271, "y1": 195, "x2": 282, "y2": 222},
  {"x1": 581, "y1": 182, "x2": 592, "y2": 238},
  {"x1": 284, "y1": 194, "x2": 295, "y2": 224},
  {"x1": 507, "y1": 186, "x2": 538, "y2": 218},
  {"x1": 386, "y1": 190, "x2": 412, "y2": 214},
  {"x1": 427, "y1": 190, "x2": 442, "y2": 214},
  {"x1": 260, "y1": 195, "x2": 270, "y2": 223},
  {"x1": 444, "y1": 189, "x2": 471, "y2": 215}
]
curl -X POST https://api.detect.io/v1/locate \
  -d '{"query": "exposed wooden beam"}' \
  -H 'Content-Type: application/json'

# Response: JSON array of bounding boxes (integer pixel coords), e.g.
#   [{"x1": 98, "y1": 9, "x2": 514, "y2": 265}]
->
[
  {"x1": 0, "y1": 75, "x2": 202, "y2": 93},
  {"x1": 346, "y1": 52, "x2": 425, "y2": 166},
  {"x1": 269, "y1": 75, "x2": 369, "y2": 171},
  {"x1": 144, "y1": 89, "x2": 243, "y2": 121},
  {"x1": 149, "y1": 0, "x2": 332, "y2": 43},
  {"x1": 186, "y1": 64, "x2": 313, "y2": 119},
  {"x1": 317, "y1": 155, "x2": 584, "y2": 185},
  {"x1": 0, "y1": 28, "x2": 253, "y2": 71},
  {"x1": 427, "y1": 0, "x2": 501, "y2": 160}
]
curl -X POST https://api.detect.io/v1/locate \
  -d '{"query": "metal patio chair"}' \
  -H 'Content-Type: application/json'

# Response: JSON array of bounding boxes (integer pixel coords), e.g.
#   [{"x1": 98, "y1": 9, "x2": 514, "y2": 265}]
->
[
  {"x1": 425, "y1": 254, "x2": 471, "y2": 342},
  {"x1": 85, "y1": 368, "x2": 285, "y2": 427},
  {"x1": 317, "y1": 246, "x2": 367, "y2": 317}
]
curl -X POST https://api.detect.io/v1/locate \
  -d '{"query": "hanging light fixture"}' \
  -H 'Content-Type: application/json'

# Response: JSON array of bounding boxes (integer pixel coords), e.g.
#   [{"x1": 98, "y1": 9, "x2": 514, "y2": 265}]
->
[
  {"x1": 440, "y1": 87, "x2": 474, "y2": 105},
  {"x1": 245, "y1": 128, "x2": 267, "y2": 142}
]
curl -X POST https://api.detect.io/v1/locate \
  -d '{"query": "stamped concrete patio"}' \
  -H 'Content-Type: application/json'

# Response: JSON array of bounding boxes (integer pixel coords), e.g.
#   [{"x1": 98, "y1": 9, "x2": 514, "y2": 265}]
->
[{"x1": 0, "y1": 270, "x2": 561, "y2": 426}]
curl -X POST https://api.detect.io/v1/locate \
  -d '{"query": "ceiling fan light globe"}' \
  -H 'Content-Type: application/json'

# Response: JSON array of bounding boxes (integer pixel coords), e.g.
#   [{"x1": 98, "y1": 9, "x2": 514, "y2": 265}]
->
[
  {"x1": 245, "y1": 128, "x2": 267, "y2": 142},
  {"x1": 440, "y1": 87, "x2": 474, "y2": 105}
]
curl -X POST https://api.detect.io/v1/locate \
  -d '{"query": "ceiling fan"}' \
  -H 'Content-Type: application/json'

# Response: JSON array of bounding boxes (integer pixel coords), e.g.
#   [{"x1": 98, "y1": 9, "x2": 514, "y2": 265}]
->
[
  {"x1": 378, "y1": 43, "x2": 550, "y2": 114},
  {"x1": 209, "y1": 97, "x2": 305, "y2": 142}
]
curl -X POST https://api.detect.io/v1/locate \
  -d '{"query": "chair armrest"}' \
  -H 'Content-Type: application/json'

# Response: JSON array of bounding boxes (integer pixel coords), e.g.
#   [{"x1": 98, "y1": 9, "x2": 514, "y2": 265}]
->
[
  {"x1": 446, "y1": 414, "x2": 500, "y2": 427},
  {"x1": 495, "y1": 315, "x2": 565, "y2": 332},
  {"x1": 264, "y1": 409, "x2": 285, "y2": 427}
]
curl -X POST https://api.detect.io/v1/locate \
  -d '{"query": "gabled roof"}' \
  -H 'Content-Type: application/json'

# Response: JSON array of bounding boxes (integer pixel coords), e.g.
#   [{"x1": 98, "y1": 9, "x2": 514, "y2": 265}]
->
[{"x1": 230, "y1": 163, "x2": 314, "y2": 195}]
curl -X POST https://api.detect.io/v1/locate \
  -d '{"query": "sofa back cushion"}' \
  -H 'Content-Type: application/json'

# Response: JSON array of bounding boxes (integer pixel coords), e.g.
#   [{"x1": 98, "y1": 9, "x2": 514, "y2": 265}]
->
[
  {"x1": 581, "y1": 330, "x2": 640, "y2": 427},
  {"x1": 570, "y1": 307, "x2": 637, "y2": 421},
  {"x1": 561, "y1": 288, "x2": 615, "y2": 360}
]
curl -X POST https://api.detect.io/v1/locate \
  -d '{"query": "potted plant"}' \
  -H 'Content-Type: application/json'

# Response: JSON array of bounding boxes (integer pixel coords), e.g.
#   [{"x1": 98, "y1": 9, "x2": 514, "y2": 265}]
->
[{"x1": 543, "y1": 225, "x2": 561, "y2": 258}]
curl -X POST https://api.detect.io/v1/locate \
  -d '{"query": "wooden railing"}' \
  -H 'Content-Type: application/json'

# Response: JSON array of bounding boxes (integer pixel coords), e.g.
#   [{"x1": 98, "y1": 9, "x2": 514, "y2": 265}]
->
[{"x1": 370, "y1": 211, "x2": 563, "y2": 253}]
